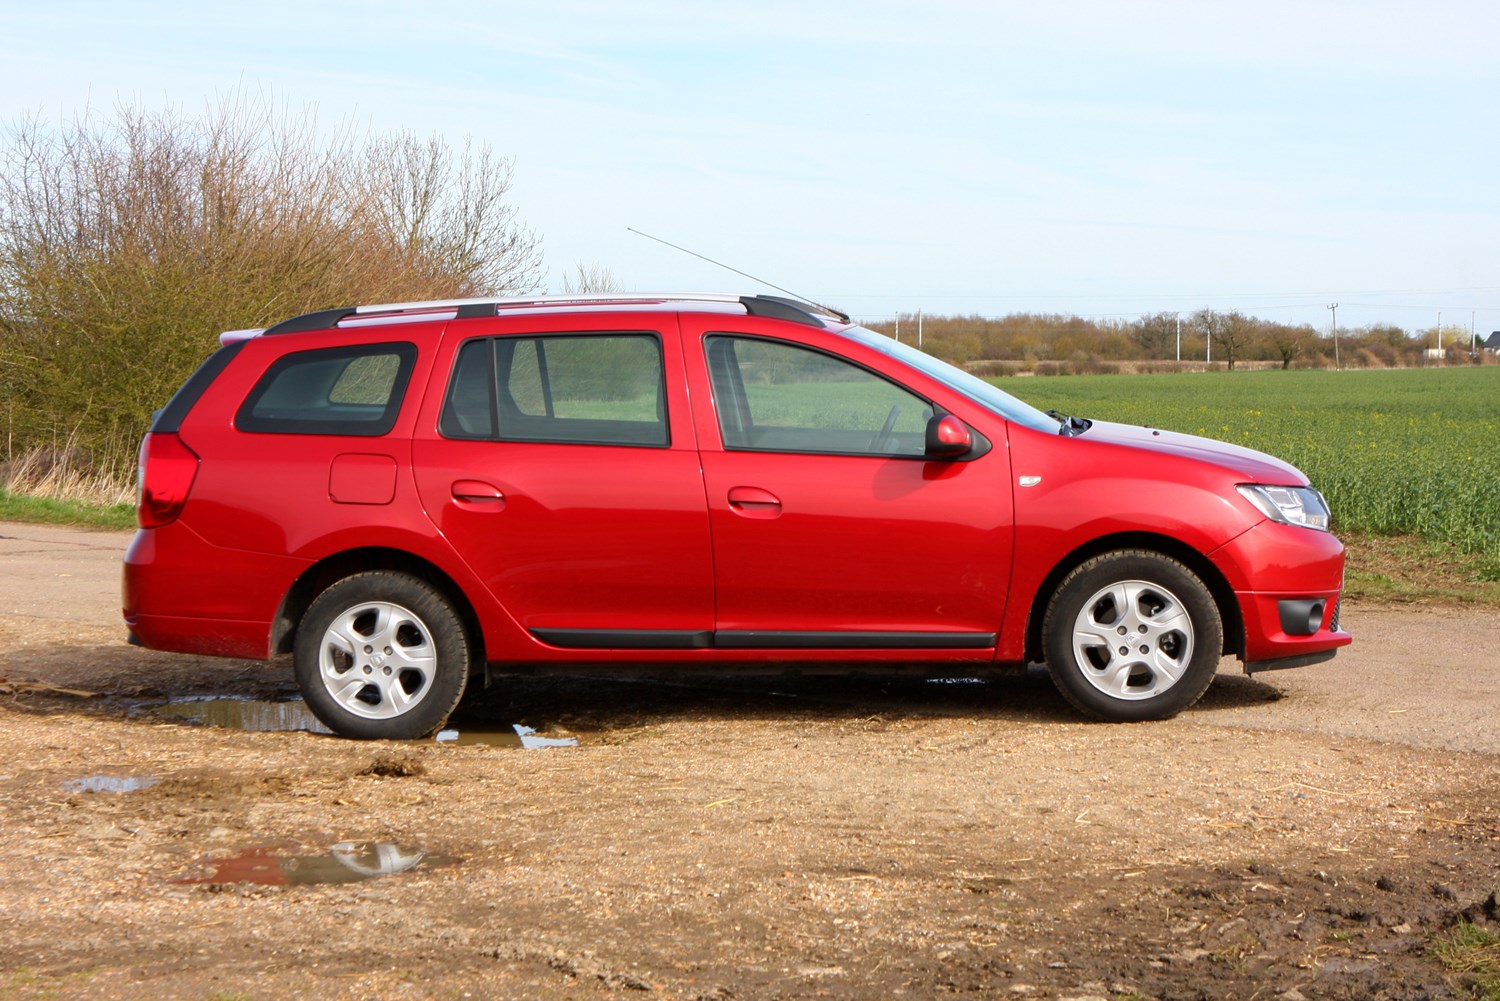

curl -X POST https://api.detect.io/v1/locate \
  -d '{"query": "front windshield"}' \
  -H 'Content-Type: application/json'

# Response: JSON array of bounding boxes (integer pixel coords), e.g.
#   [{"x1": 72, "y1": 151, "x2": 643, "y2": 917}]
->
[{"x1": 843, "y1": 325, "x2": 1058, "y2": 433}]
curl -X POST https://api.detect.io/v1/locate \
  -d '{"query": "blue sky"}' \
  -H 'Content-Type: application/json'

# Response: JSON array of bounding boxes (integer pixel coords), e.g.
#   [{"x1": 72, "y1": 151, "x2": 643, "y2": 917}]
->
[{"x1": 3, "y1": 0, "x2": 1498, "y2": 334}]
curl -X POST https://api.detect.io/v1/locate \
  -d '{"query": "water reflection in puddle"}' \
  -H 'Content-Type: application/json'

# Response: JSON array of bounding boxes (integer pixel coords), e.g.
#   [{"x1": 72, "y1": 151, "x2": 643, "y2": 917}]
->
[
  {"x1": 155, "y1": 696, "x2": 333, "y2": 734},
  {"x1": 65, "y1": 775, "x2": 159, "y2": 794},
  {"x1": 152, "y1": 697, "x2": 576, "y2": 747},
  {"x1": 436, "y1": 723, "x2": 578, "y2": 748},
  {"x1": 173, "y1": 841, "x2": 459, "y2": 886}
]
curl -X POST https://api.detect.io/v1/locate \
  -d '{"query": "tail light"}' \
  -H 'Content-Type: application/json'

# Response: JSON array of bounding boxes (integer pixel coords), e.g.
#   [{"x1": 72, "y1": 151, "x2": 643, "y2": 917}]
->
[{"x1": 137, "y1": 432, "x2": 200, "y2": 528}]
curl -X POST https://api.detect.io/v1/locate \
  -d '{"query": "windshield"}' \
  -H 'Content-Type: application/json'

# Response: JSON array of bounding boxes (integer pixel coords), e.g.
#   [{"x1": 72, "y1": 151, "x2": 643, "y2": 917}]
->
[{"x1": 842, "y1": 325, "x2": 1059, "y2": 433}]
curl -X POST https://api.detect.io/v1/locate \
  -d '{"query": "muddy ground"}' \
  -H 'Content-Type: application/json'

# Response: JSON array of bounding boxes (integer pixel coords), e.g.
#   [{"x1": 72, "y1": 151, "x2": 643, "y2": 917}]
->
[{"x1": 2, "y1": 522, "x2": 1498, "y2": 1000}]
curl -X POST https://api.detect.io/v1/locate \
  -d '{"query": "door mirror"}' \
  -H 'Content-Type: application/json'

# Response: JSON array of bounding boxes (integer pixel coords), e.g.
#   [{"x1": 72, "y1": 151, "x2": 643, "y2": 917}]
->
[{"x1": 925, "y1": 414, "x2": 973, "y2": 458}]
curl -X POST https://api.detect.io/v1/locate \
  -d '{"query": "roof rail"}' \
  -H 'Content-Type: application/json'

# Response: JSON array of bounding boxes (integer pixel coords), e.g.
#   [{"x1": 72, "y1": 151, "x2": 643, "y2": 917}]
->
[{"x1": 257, "y1": 293, "x2": 847, "y2": 335}]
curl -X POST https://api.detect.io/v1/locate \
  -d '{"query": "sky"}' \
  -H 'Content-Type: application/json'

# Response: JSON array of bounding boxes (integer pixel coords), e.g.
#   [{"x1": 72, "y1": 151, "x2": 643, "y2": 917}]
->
[{"x1": 3, "y1": 0, "x2": 1498, "y2": 335}]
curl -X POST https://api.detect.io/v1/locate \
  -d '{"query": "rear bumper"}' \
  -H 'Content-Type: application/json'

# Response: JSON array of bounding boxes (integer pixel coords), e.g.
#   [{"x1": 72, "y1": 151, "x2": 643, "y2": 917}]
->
[
  {"x1": 124, "y1": 612, "x2": 274, "y2": 659},
  {"x1": 123, "y1": 521, "x2": 301, "y2": 660}
]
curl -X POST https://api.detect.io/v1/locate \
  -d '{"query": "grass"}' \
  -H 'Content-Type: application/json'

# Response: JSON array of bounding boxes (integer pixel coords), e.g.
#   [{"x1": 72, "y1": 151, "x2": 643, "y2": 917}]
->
[
  {"x1": 0, "y1": 488, "x2": 136, "y2": 531},
  {"x1": 1344, "y1": 534, "x2": 1500, "y2": 606},
  {"x1": 1428, "y1": 921, "x2": 1500, "y2": 1000},
  {"x1": 1003, "y1": 367, "x2": 1500, "y2": 569}
]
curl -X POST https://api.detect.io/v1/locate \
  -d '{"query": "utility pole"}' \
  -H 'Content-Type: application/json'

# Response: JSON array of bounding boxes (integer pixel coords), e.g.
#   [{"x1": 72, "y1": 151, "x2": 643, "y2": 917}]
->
[
  {"x1": 1472, "y1": 311, "x2": 1477, "y2": 354},
  {"x1": 917, "y1": 309, "x2": 923, "y2": 350},
  {"x1": 1438, "y1": 311, "x2": 1442, "y2": 354},
  {"x1": 895, "y1": 313, "x2": 900, "y2": 343},
  {"x1": 1327, "y1": 303, "x2": 1340, "y2": 370},
  {"x1": 1175, "y1": 313, "x2": 1181, "y2": 362}
]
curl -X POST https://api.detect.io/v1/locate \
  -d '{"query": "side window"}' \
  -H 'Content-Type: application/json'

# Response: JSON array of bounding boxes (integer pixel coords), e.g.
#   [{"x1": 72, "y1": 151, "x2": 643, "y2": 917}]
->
[
  {"x1": 706, "y1": 336, "x2": 932, "y2": 456},
  {"x1": 236, "y1": 343, "x2": 416, "y2": 436},
  {"x1": 439, "y1": 333, "x2": 668, "y2": 447}
]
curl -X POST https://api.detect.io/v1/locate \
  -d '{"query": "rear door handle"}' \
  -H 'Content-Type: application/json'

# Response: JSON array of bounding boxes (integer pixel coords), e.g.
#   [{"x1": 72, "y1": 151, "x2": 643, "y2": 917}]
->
[{"x1": 452, "y1": 480, "x2": 506, "y2": 507}]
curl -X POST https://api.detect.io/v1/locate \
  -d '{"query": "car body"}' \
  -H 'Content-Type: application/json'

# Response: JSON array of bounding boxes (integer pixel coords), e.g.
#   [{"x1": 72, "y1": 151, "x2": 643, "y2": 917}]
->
[{"x1": 124, "y1": 293, "x2": 1350, "y2": 738}]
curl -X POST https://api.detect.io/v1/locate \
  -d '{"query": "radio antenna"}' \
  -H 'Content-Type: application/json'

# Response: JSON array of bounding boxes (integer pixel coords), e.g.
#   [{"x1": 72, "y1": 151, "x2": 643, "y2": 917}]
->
[{"x1": 627, "y1": 228, "x2": 843, "y2": 318}]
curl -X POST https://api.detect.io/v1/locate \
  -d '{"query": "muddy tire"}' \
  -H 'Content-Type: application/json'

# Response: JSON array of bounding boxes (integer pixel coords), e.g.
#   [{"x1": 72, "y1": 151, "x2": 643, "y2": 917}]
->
[
  {"x1": 294, "y1": 572, "x2": 469, "y2": 740},
  {"x1": 1042, "y1": 550, "x2": 1222, "y2": 722}
]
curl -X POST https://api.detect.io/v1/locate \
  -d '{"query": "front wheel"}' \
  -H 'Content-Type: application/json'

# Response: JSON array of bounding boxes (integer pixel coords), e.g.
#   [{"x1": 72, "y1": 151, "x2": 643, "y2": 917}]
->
[
  {"x1": 1042, "y1": 551, "x2": 1223, "y2": 722},
  {"x1": 294, "y1": 572, "x2": 470, "y2": 739}
]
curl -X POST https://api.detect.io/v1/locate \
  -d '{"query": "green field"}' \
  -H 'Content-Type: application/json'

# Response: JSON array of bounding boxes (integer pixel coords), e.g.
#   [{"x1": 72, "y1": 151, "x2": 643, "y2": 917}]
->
[{"x1": 1001, "y1": 367, "x2": 1500, "y2": 569}]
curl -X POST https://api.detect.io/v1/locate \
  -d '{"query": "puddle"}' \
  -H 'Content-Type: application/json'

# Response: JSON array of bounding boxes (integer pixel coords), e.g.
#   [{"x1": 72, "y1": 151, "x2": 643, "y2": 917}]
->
[
  {"x1": 172, "y1": 841, "x2": 459, "y2": 886},
  {"x1": 65, "y1": 775, "x2": 159, "y2": 794},
  {"x1": 151, "y1": 697, "x2": 577, "y2": 747},
  {"x1": 436, "y1": 723, "x2": 579, "y2": 748},
  {"x1": 154, "y1": 696, "x2": 333, "y2": 734}
]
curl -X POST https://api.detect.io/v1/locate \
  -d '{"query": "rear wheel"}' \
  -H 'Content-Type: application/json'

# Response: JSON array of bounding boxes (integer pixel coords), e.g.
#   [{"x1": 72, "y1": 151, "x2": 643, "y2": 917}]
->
[
  {"x1": 1042, "y1": 550, "x2": 1222, "y2": 722},
  {"x1": 294, "y1": 572, "x2": 469, "y2": 739}
]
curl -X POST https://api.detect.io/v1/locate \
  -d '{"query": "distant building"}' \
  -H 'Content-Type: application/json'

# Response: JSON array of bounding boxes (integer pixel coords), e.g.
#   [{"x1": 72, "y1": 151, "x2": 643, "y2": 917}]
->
[{"x1": 1486, "y1": 331, "x2": 1500, "y2": 353}]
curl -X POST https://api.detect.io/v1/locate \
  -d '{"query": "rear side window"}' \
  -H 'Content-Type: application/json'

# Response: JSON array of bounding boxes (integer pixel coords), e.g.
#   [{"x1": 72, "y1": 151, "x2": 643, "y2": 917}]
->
[
  {"x1": 440, "y1": 333, "x2": 667, "y2": 447},
  {"x1": 236, "y1": 343, "x2": 417, "y2": 436}
]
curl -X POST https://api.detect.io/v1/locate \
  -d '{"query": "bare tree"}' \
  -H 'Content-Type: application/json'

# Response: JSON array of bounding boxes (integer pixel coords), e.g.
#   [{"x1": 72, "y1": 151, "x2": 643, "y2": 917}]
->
[
  {"x1": 0, "y1": 96, "x2": 542, "y2": 469},
  {"x1": 1191, "y1": 308, "x2": 1251, "y2": 370},
  {"x1": 559, "y1": 262, "x2": 621, "y2": 295},
  {"x1": 1270, "y1": 325, "x2": 1308, "y2": 369},
  {"x1": 361, "y1": 133, "x2": 541, "y2": 295},
  {"x1": 1132, "y1": 311, "x2": 1179, "y2": 359}
]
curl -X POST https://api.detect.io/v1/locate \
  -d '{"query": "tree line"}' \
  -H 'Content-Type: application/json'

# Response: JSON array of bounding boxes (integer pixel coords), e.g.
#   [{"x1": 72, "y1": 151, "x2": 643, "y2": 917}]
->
[{"x1": 863, "y1": 309, "x2": 1489, "y2": 374}]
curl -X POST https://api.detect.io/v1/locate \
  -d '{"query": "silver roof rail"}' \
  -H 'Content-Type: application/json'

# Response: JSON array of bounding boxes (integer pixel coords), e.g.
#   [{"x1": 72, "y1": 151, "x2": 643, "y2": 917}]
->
[
  {"x1": 257, "y1": 293, "x2": 847, "y2": 337},
  {"x1": 352, "y1": 292, "x2": 750, "y2": 314}
]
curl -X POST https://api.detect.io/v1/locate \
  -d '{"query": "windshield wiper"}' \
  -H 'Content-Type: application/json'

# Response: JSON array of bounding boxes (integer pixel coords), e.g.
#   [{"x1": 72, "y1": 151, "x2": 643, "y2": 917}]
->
[{"x1": 1045, "y1": 410, "x2": 1092, "y2": 437}]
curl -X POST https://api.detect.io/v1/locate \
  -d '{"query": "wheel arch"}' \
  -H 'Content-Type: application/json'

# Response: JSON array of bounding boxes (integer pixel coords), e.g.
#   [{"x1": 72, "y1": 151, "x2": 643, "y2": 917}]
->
[
  {"x1": 271, "y1": 547, "x2": 485, "y2": 666},
  {"x1": 1022, "y1": 532, "x2": 1243, "y2": 664}
]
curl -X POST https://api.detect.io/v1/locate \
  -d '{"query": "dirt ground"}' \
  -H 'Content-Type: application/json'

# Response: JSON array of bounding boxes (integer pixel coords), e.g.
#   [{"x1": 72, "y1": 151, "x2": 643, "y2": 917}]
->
[{"x1": 2, "y1": 522, "x2": 1498, "y2": 1001}]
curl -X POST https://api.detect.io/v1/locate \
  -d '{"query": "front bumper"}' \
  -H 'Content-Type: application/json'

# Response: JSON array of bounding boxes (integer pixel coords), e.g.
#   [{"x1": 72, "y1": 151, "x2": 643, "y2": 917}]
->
[{"x1": 1211, "y1": 519, "x2": 1352, "y2": 666}]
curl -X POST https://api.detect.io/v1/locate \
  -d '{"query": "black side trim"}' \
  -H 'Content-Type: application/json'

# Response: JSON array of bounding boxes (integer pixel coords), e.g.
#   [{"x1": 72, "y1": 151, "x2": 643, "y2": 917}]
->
[
  {"x1": 455, "y1": 303, "x2": 497, "y2": 319},
  {"x1": 151, "y1": 341, "x2": 247, "y2": 433},
  {"x1": 264, "y1": 307, "x2": 355, "y2": 335},
  {"x1": 715, "y1": 631, "x2": 997, "y2": 650},
  {"x1": 740, "y1": 295, "x2": 825, "y2": 327},
  {"x1": 532, "y1": 629, "x2": 713, "y2": 650},
  {"x1": 749, "y1": 294, "x2": 851, "y2": 324},
  {"x1": 1244, "y1": 649, "x2": 1338, "y2": 674}
]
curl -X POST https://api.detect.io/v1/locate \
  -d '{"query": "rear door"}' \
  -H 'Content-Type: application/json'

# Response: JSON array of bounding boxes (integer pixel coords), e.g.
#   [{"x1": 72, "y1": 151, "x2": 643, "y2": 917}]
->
[
  {"x1": 411, "y1": 313, "x2": 714, "y2": 649},
  {"x1": 681, "y1": 319, "x2": 1014, "y2": 649}
]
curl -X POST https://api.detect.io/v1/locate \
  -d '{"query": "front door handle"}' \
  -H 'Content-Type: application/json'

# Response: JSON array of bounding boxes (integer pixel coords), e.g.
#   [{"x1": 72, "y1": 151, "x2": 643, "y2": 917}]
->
[{"x1": 727, "y1": 486, "x2": 782, "y2": 519}]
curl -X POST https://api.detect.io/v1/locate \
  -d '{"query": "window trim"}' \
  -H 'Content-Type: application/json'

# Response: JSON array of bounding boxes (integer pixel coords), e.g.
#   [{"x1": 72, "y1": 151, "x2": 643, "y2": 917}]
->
[
  {"x1": 235, "y1": 341, "x2": 417, "y2": 437},
  {"x1": 438, "y1": 331, "x2": 671, "y2": 449}
]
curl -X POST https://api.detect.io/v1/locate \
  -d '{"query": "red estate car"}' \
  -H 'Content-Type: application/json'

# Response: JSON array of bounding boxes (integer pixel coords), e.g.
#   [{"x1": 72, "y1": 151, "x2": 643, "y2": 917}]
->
[{"x1": 124, "y1": 294, "x2": 1350, "y2": 739}]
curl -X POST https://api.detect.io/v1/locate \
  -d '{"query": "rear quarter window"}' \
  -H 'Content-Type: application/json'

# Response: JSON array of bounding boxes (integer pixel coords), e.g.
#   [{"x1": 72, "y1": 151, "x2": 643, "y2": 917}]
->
[{"x1": 236, "y1": 342, "x2": 417, "y2": 436}]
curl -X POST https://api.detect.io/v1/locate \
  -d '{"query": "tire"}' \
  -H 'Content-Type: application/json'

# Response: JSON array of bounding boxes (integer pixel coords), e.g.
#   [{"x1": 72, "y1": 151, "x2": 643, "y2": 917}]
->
[
  {"x1": 294, "y1": 572, "x2": 470, "y2": 740},
  {"x1": 1042, "y1": 550, "x2": 1222, "y2": 722}
]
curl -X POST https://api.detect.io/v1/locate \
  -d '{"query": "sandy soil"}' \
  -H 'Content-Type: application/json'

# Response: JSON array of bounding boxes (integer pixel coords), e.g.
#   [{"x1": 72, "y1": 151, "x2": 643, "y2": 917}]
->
[{"x1": 2, "y1": 522, "x2": 1498, "y2": 1000}]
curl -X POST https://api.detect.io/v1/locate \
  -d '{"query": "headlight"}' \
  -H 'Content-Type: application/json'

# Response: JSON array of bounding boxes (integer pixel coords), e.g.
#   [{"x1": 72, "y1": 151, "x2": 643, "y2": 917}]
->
[{"x1": 1237, "y1": 484, "x2": 1331, "y2": 532}]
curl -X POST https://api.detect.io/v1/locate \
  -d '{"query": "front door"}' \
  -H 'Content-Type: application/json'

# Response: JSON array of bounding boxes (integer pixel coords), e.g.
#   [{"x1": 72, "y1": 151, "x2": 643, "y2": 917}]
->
[{"x1": 693, "y1": 333, "x2": 1013, "y2": 648}]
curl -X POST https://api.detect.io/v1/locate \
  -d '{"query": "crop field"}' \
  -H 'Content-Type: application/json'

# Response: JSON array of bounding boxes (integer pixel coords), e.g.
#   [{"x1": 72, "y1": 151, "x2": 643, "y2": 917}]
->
[{"x1": 1001, "y1": 367, "x2": 1500, "y2": 567}]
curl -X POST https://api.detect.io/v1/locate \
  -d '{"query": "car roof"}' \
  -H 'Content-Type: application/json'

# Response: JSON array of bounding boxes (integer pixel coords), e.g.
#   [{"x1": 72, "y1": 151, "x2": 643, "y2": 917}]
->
[{"x1": 221, "y1": 293, "x2": 849, "y2": 345}]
